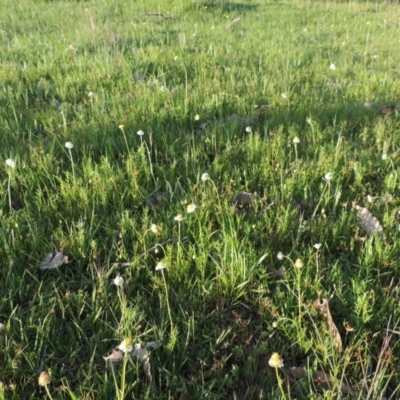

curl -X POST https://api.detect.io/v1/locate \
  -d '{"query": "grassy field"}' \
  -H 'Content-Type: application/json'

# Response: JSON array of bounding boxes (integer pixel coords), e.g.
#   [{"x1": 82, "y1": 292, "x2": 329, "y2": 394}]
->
[{"x1": 1, "y1": 0, "x2": 400, "y2": 398}]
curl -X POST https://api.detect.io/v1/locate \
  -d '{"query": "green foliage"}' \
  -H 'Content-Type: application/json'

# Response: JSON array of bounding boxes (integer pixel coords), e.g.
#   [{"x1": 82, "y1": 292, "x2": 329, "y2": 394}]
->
[{"x1": 1, "y1": 0, "x2": 400, "y2": 398}]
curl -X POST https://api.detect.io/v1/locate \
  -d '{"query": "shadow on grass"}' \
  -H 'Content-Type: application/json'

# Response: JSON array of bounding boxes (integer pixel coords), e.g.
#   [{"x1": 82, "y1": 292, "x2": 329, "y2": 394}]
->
[{"x1": 188, "y1": 0, "x2": 260, "y2": 13}]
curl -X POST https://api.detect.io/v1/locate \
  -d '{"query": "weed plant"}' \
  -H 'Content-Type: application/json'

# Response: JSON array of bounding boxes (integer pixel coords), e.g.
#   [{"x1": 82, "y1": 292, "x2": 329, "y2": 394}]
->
[{"x1": 1, "y1": 0, "x2": 400, "y2": 398}]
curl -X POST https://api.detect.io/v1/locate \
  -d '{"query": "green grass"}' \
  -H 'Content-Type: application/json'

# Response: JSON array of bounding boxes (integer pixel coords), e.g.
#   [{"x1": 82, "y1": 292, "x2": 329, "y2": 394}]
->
[{"x1": 1, "y1": 0, "x2": 400, "y2": 398}]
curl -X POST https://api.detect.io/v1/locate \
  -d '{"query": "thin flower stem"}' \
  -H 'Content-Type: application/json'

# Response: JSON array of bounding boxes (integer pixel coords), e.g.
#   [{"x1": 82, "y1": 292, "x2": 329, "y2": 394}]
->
[
  {"x1": 68, "y1": 148, "x2": 75, "y2": 179},
  {"x1": 161, "y1": 270, "x2": 174, "y2": 333},
  {"x1": 275, "y1": 368, "x2": 287, "y2": 400},
  {"x1": 118, "y1": 353, "x2": 128, "y2": 400},
  {"x1": 7, "y1": 174, "x2": 12, "y2": 212},
  {"x1": 120, "y1": 126, "x2": 130, "y2": 153},
  {"x1": 44, "y1": 385, "x2": 55, "y2": 400}
]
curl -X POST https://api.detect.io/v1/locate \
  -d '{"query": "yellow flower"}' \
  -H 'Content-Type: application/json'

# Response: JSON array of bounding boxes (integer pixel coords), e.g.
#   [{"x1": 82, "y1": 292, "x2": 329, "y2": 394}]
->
[
  {"x1": 294, "y1": 258, "x2": 304, "y2": 269},
  {"x1": 268, "y1": 353, "x2": 284, "y2": 368},
  {"x1": 38, "y1": 371, "x2": 51, "y2": 386},
  {"x1": 118, "y1": 125, "x2": 125, "y2": 130},
  {"x1": 194, "y1": 114, "x2": 200, "y2": 121}
]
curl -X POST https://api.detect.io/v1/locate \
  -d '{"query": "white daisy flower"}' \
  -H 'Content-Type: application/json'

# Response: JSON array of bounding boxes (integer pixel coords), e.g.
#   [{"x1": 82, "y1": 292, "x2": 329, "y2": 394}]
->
[
  {"x1": 201, "y1": 172, "x2": 210, "y2": 182},
  {"x1": 324, "y1": 172, "x2": 333, "y2": 181},
  {"x1": 187, "y1": 204, "x2": 197, "y2": 213},
  {"x1": 5, "y1": 159, "x2": 15, "y2": 168},
  {"x1": 118, "y1": 339, "x2": 133, "y2": 353},
  {"x1": 113, "y1": 275, "x2": 124, "y2": 287},
  {"x1": 155, "y1": 261, "x2": 167, "y2": 271}
]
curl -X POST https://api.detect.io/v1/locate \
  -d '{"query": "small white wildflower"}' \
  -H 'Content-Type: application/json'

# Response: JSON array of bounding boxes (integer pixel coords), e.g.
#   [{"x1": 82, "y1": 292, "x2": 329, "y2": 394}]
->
[
  {"x1": 187, "y1": 203, "x2": 197, "y2": 213},
  {"x1": 88, "y1": 91, "x2": 95, "y2": 98},
  {"x1": 277, "y1": 252, "x2": 284, "y2": 260},
  {"x1": 367, "y1": 194, "x2": 373, "y2": 203},
  {"x1": 293, "y1": 137, "x2": 300, "y2": 144},
  {"x1": 306, "y1": 117, "x2": 312, "y2": 125},
  {"x1": 281, "y1": 93, "x2": 288, "y2": 99},
  {"x1": 118, "y1": 339, "x2": 133, "y2": 353},
  {"x1": 150, "y1": 224, "x2": 160, "y2": 234},
  {"x1": 329, "y1": 63, "x2": 336, "y2": 70},
  {"x1": 137, "y1": 130, "x2": 145, "y2": 136},
  {"x1": 155, "y1": 261, "x2": 167, "y2": 271},
  {"x1": 5, "y1": 159, "x2": 15, "y2": 168},
  {"x1": 174, "y1": 214, "x2": 184, "y2": 222},
  {"x1": 113, "y1": 275, "x2": 124, "y2": 287},
  {"x1": 65, "y1": 142, "x2": 73, "y2": 149},
  {"x1": 324, "y1": 172, "x2": 333, "y2": 181},
  {"x1": 201, "y1": 172, "x2": 210, "y2": 182},
  {"x1": 245, "y1": 126, "x2": 252, "y2": 133},
  {"x1": 313, "y1": 243, "x2": 322, "y2": 250},
  {"x1": 294, "y1": 258, "x2": 304, "y2": 269},
  {"x1": 382, "y1": 153, "x2": 387, "y2": 161}
]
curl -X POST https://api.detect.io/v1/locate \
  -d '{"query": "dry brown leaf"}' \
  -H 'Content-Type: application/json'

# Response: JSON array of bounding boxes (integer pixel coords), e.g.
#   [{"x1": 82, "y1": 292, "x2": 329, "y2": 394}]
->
[
  {"x1": 142, "y1": 358, "x2": 151, "y2": 378},
  {"x1": 313, "y1": 298, "x2": 343, "y2": 352},
  {"x1": 268, "y1": 265, "x2": 286, "y2": 279},
  {"x1": 355, "y1": 205, "x2": 383, "y2": 237},
  {"x1": 133, "y1": 344, "x2": 152, "y2": 378},
  {"x1": 283, "y1": 366, "x2": 352, "y2": 395},
  {"x1": 103, "y1": 349, "x2": 124, "y2": 368},
  {"x1": 232, "y1": 191, "x2": 255, "y2": 212},
  {"x1": 380, "y1": 105, "x2": 397, "y2": 116},
  {"x1": 39, "y1": 250, "x2": 69, "y2": 270},
  {"x1": 146, "y1": 192, "x2": 169, "y2": 210}
]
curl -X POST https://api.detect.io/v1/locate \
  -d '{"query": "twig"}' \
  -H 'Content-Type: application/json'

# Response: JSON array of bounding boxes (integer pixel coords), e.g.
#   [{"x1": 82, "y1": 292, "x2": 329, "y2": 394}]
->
[
  {"x1": 226, "y1": 18, "x2": 241, "y2": 29},
  {"x1": 113, "y1": 236, "x2": 189, "y2": 266}
]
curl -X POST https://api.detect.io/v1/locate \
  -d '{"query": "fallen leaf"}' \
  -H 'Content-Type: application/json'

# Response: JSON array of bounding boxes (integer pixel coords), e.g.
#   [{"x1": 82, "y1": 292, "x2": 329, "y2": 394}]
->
[
  {"x1": 39, "y1": 250, "x2": 69, "y2": 270},
  {"x1": 232, "y1": 191, "x2": 254, "y2": 211},
  {"x1": 268, "y1": 265, "x2": 285, "y2": 279},
  {"x1": 313, "y1": 298, "x2": 343, "y2": 352},
  {"x1": 146, "y1": 192, "x2": 169, "y2": 210},
  {"x1": 380, "y1": 105, "x2": 397, "y2": 116},
  {"x1": 103, "y1": 349, "x2": 124, "y2": 368},
  {"x1": 145, "y1": 340, "x2": 162, "y2": 350},
  {"x1": 133, "y1": 344, "x2": 151, "y2": 378},
  {"x1": 355, "y1": 205, "x2": 383, "y2": 237},
  {"x1": 142, "y1": 358, "x2": 151, "y2": 378},
  {"x1": 327, "y1": 77, "x2": 336, "y2": 88}
]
